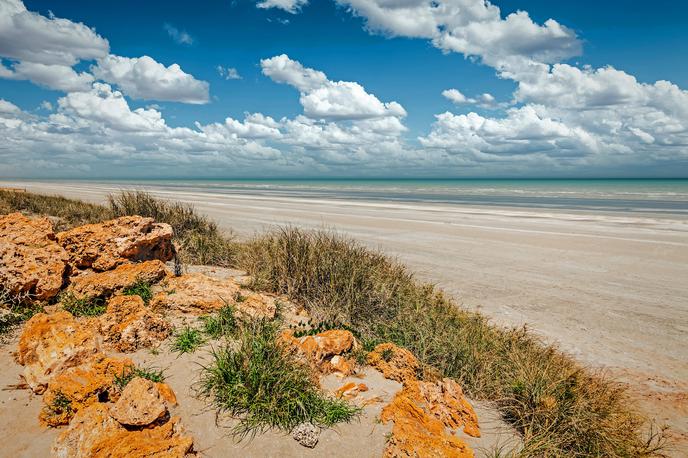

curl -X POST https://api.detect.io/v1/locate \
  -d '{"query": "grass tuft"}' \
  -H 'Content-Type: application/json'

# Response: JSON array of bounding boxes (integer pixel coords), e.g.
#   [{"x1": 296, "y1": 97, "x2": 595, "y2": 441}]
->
[
  {"x1": 59, "y1": 292, "x2": 105, "y2": 317},
  {"x1": 200, "y1": 303, "x2": 237, "y2": 339},
  {"x1": 122, "y1": 280, "x2": 153, "y2": 305},
  {"x1": 1, "y1": 289, "x2": 44, "y2": 337},
  {"x1": 200, "y1": 320, "x2": 359, "y2": 438},
  {"x1": 171, "y1": 326, "x2": 204, "y2": 354},
  {"x1": 113, "y1": 365, "x2": 166, "y2": 391}
]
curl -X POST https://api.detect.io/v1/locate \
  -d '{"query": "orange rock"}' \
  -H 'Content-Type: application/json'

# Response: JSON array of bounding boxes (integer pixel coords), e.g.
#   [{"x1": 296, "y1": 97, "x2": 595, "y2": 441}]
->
[
  {"x1": 150, "y1": 273, "x2": 276, "y2": 320},
  {"x1": 67, "y1": 260, "x2": 167, "y2": 300},
  {"x1": 0, "y1": 212, "x2": 68, "y2": 300},
  {"x1": 416, "y1": 378, "x2": 481, "y2": 438},
  {"x1": 17, "y1": 310, "x2": 100, "y2": 393},
  {"x1": 329, "y1": 355, "x2": 355, "y2": 376},
  {"x1": 57, "y1": 216, "x2": 174, "y2": 272},
  {"x1": 108, "y1": 377, "x2": 168, "y2": 426},
  {"x1": 89, "y1": 416, "x2": 194, "y2": 458},
  {"x1": 99, "y1": 295, "x2": 171, "y2": 352},
  {"x1": 155, "y1": 382, "x2": 178, "y2": 406},
  {"x1": 51, "y1": 403, "x2": 125, "y2": 458},
  {"x1": 280, "y1": 329, "x2": 357, "y2": 376},
  {"x1": 335, "y1": 382, "x2": 369, "y2": 400},
  {"x1": 367, "y1": 343, "x2": 420, "y2": 384},
  {"x1": 381, "y1": 388, "x2": 474, "y2": 458},
  {"x1": 40, "y1": 355, "x2": 134, "y2": 426}
]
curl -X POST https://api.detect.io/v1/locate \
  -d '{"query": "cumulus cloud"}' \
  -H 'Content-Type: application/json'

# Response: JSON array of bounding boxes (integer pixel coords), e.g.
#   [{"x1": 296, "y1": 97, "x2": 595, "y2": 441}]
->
[
  {"x1": 257, "y1": 0, "x2": 309, "y2": 14},
  {"x1": 261, "y1": 54, "x2": 406, "y2": 120},
  {"x1": 164, "y1": 23, "x2": 194, "y2": 45},
  {"x1": 442, "y1": 88, "x2": 500, "y2": 109},
  {"x1": 217, "y1": 65, "x2": 242, "y2": 80},
  {"x1": 92, "y1": 55, "x2": 210, "y2": 104},
  {"x1": 0, "y1": 61, "x2": 94, "y2": 92}
]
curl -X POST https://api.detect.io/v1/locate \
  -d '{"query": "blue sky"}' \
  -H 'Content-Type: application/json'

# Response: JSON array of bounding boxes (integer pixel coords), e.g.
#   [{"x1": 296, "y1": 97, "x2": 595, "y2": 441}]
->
[{"x1": 1, "y1": 0, "x2": 687, "y2": 178}]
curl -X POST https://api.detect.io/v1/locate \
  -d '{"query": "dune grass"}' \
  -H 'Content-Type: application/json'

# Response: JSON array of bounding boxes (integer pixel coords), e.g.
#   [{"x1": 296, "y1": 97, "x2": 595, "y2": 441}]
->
[
  {"x1": 171, "y1": 326, "x2": 205, "y2": 354},
  {"x1": 122, "y1": 280, "x2": 153, "y2": 305},
  {"x1": 113, "y1": 365, "x2": 166, "y2": 391},
  {"x1": 200, "y1": 303, "x2": 238, "y2": 339},
  {"x1": 0, "y1": 190, "x2": 667, "y2": 456},
  {"x1": 199, "y1": 319, "x2": 359, "y2": 438}
]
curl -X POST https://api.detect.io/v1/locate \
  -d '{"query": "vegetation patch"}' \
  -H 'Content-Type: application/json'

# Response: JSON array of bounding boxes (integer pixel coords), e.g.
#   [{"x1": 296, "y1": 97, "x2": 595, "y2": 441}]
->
[
  {"x1": 171, "y1": 326, "x2": 205, "y2": 354},
  {"x1": 59, "y1": 292, "x2": 106, "y2": 317},
  {"x1": 122, "y1": 280, "x2": 153, "y2": 305},
  {"x1": 200, "y1": 303, "x2": 237, "y2": 339},
  {"x1": 113, "y1": 365, "x2": 166, "y2": 391},
  {"x1": 1, "y1": 289, "x2": 44, "y2": 337},
  {"x1": 200, "y1": 320, "x2": 359, "y2": 438}
]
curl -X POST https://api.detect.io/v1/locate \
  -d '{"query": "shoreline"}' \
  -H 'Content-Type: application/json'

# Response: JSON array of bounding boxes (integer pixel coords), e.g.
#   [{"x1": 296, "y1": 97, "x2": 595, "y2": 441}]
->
[{"x1": 3, "y1": 179, "x2": 688, "y2": 443}]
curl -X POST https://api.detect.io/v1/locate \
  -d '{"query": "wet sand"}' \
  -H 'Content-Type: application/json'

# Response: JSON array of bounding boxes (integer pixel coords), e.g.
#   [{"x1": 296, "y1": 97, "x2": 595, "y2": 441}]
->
[{"x1": 4, "y1": 180, "x2": 688, "y2": 446}]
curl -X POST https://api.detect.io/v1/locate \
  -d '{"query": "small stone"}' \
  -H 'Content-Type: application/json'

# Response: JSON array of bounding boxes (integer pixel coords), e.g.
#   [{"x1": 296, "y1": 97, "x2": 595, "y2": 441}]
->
[
  {"x1": 109, "y1": 377, "x2": 168, "y2": 426},
  {"x1": 292, "y1": 422, "x2": 320, "y2": 448}
]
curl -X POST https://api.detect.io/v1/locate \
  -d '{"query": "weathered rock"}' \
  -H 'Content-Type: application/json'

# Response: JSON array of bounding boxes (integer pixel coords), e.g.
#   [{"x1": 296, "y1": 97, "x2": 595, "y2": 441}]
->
[
  {"x1": 17, "y1": 311, "x2": 100, "y2": 393},
  {"x1": 155, "y1": 382, "x2": 178, "y2": 407},
  {"x1": 151, "y1": 273, "x2": 276, "y2": 320},
  {"x1": 381, "y1": 386, "x2": 474, "y2": 458},
  {"x1": 0, "y1": 212, "x2": 68, "y2": 300},
  {"x1": 40, "y1": 356, "x2": 134, "y2": 426},
  {"x1": 109, "y1": 377, "x2": 168, "y2": 426},
  {"x1": 57, "y1": 216, "x2": 174, "y2": 272},
  {"x1": 99, "y1": 295, "x2": 171, "y2": 352},
  {"x1": 52, "y1": 404, "x2": 193, "y2": 458},
  {"x1": 89, "y1": 416, "x2": 194, "y2": 458},
  {"x1": 335, "y1": 382, "x2": 369, "y2": 400},
  {"x1": 292, "y1": 422, "x2": 320, "y2": 448},
  {"x1": 67, "y1": 260, "x2": 167, "y2": 300},
  {"x1": 282, "y1": 329, "x2": 356, "y2": 362},
  {"x1": 329, "y1": 355, "x2": 355, "y2": 376},
  {"x1": 415, "y1": 378, "x2": 481, "y2": 437},
  {"x1": 52, "y1": 403, "x2": 125, "y2": 458},
  {"x1": 367, "y1": 342, "x2": 420, "y2": 384}
]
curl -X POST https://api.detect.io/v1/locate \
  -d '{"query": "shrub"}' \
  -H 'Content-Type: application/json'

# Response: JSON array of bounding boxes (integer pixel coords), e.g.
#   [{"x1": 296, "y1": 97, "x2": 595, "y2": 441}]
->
[{"x1": 200, "y1": 320, "x2": 359, "y2": 438}]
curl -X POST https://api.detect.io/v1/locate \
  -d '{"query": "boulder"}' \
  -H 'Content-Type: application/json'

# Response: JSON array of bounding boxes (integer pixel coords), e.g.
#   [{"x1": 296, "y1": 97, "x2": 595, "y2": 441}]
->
[
  {"x1": 0, "y1": 212, "x2": 68, "y2": 300},
  {"x1": 151, "y1": 273, "x2": 276, "y2": 320},
  {"x1": 108, "y1": 377, "x2": 168, "y2": 427},
  {"x1": 282, "y1": 329, "x2": 356, "y2": 362},
  {"x1": 67, "y1": 260, "x2": 167, "y2": 300},
  {"x1": 40, "y1": 356, "x2": 134, "y2": 426},
  {"x1": 367, "y1": 343, "x2": 420, "y2": 384},
  {"x1": 52, "y1": 403, "x2": 125, "y2": 458},
  {"x1": 57, "y1": 216, "x2": 174, "y2": 273},
  {"x1": 99, "y1": 295, "x2": 171, "y2": 352},
  {"x1": 17, "y1": 311, "x2": 100, "y2": 393},
  {"x1": 415, "y1": 378, "x2": 481, "y2": 438}
]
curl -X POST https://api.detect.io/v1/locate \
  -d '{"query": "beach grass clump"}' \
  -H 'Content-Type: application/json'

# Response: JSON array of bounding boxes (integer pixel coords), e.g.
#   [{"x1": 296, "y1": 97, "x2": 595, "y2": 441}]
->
[
  {"x1": 199, "y1": 319, "x2": 359, "y2": 438},
  {"x1": 0, "y1": 189, "x2": 111, "y2": 231},
  {"x1": 239, "y1": 227, "x2": 666, "y2": 457},
  {"x1": 108, "y1": 191, "x2": 239, "y2": 267},
  {"x1": 171, "y1": 326, "x2": 205, "y2": 354},
  {"x1": 113, "y1": 365, "x2": 166, "y2": 391},
  {"x1": 122, "y1": 280, "x2": 153, "y2": 305},
  {"x1": 59, "y1": 292, "x2": 106, "y2": 317},
  {"x1": 0, "y1": 289, "x2": 44, "y2": 337},
  {"x1": 200, "y1": 303, "x2": 237, "y2": 339}
]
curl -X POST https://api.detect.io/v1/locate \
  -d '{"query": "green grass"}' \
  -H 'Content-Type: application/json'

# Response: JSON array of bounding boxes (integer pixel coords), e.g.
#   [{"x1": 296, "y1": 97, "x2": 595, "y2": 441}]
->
[
  {"x1": 239, "y1": 227, "x2": 667, "y2": 457},
  {"x1": 200, "y1": 320, "x2": 359, "y2": 438},
  {"x1": 58, "y1": 292, "x2": 106, "y2": 317},
  {"x1": 0, "y1": 289, "x2": 44, "y2": 338},
  {"x1": 113, "y1": 365, "x2": 166, "y2": 391},
  {"x1": 171, "y1": 326, "x2": 205, "y2": 354},
  {"x1": 122, "y1": 280, "x2": 153, "y2": 305},
  {"x1": 200, "y1": 303, "x2": 237, "y2": 339}
]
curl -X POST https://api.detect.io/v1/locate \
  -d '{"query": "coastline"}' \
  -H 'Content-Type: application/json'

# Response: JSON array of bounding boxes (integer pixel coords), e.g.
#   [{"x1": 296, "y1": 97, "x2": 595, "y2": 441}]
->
[{"x1": 3, "y1": 179, "x2": 688, "y2": 443}]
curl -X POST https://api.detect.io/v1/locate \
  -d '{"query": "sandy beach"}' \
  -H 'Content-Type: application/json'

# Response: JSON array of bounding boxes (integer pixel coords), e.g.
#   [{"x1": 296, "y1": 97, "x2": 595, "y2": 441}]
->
[{"x1": 4, "y1": 180, "x2": 688, "y2": 445}]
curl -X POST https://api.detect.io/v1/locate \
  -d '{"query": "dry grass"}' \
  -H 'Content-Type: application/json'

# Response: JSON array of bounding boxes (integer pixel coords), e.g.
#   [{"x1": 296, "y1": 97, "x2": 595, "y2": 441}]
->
[{"x1": 0, "y1": 190, "x2": 668, "y2": 456}]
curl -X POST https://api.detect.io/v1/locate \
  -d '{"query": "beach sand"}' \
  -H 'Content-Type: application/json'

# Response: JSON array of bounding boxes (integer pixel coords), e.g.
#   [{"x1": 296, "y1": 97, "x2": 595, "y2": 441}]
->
[{"x1": 4, "y1": 180, "x2": 688, "y2": 448}]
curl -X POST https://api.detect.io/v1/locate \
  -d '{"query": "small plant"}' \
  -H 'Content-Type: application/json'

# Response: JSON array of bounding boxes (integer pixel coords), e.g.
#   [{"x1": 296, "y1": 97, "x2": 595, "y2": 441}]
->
[
  {"x1": 59, "y1": 292, "x2": 105, "y2": 317},
  {"x1": 381, "y1": 347, "x2": 395, "y2": 362},
  {"x1": 122, "y1": 280, "x2": 153, "y2": 305},
  {"x1": 235, "y1": 292, "x2": 247, "y2": 303},
  {"x1": 200, "y1": 320, "x2": 359, "y2": 438},
  {"x1": 113, "y1": 365, "x2": 165, "y2": 391},
  {"x1": 289, "y1": 318, "x2": 357, "y2": 338},
  {"x1": 46, "y1": 391, "x2": 73, "y2": 416},
  {"x1": 1, "y1": 289, "x2": 43, "y2": 337},
  {"x1": 200, "y1": 303, "x2": 237, "y2": 338},
  {"x1": 353, "y1": 348, "x2": 369, "y2": 367},
  {"x1": 171, "y1": 326, "x2": 204, "y2": 354}
]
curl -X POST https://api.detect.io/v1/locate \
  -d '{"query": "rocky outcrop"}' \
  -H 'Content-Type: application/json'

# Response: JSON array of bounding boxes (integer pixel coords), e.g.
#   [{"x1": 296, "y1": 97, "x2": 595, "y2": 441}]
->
[
  {"x1": 99, "y1": 295, "x2": 171, "y2": 352},
  {"x1": 67, "y1": 260, "x2": 167, "y2": 300},
  {"x1": 280, "y1": 329, "x2": 357, "y2": 375},
  {"x1": 40, "y1": 356, "x2": 134, "y2": 426},
  {"x1": 0, "y1": 212, "x2": 68, "y2": 300},
  {"x1": 17, "y1": 311, "x2": 100, "y2": 393},
  {"x1": 52, "y1": 403, "x2": 125, "y2": 458},
  {"x1": 367, "y1": 342, "x2": 420, "y2": 383},
  {"x1": 57, "y1": 216, "x2": 174, "y2": 273},
  {"x1": 151, "y1": 273, "x2": 276, "y2": 320},
  {"x1": 109, "y1": 377, "x2": 168, "y2": 426}
]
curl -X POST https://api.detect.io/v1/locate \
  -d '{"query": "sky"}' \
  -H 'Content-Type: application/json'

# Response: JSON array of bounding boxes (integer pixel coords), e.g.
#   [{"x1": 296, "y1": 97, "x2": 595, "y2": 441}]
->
[{"x1": 0, "y1": 0, "x2": 687, "y2": 178}]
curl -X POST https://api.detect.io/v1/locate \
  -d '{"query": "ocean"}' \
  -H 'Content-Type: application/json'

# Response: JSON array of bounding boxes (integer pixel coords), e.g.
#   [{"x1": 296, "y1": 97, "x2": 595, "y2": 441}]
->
[{"x1": 80, "y1": 178, "x2": 688, "y2": 216}]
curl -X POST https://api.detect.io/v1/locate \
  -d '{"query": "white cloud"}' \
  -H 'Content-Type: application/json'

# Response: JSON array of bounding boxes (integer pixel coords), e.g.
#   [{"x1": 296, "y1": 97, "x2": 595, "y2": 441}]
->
[
  {"x1": 164, "y1": 23, "x2": 194, "y2": 45},
  {"x1": 217, "y1": 65, "x2": 242, "y2": 80},
  {"x1": 0, "y1": 0, "x2": 108, "y2": 66},
  {"x1": 443, "y1": 88, "x2": 499, "y2": 108},
  {"x1": 92, "y1": 55, "x2": 210, "y2": 104},
  {"x1": 257, "y1": 0, "x2": 309, "y2": 14},
  {"x1": 0, "y1": 61, "x2": 94, "y2": 92},
  {"x1": 261, "y1": 54, "x2": 406, "y2": 120}
]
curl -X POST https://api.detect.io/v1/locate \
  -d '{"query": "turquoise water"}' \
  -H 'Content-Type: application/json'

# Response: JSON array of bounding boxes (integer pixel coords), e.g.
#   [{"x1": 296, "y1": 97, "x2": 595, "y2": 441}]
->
[{"x1": 83, "y1": 178, "x2": 688, "y2": 215}]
